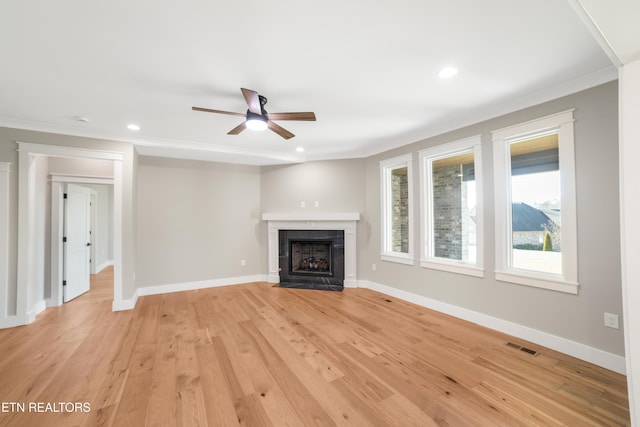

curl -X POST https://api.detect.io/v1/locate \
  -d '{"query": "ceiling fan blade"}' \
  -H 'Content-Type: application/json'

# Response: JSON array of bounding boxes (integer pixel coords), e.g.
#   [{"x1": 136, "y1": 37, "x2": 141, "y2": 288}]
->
[
  {"x1": 227, "y1": 122, "x2": 247, "y2": 135},
  {"x1": 192, "y1": 106, "x2": 245, "y2": 117},
  {"x1": 241, "y1": 88, "x2": 262, "y2": 115},
  {"x1": 266, "y1": 112, "x2": 316, "y2": 121},
  {"x1": 267, "y1": 121, "x2": 295, "y2": 140}
]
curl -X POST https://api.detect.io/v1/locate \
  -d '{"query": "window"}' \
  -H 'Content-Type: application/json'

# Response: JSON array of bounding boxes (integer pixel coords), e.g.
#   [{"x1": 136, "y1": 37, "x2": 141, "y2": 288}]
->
[
  {"x1": 492, "y1": 110, "x2": 578, "y2": 293},
  {"x1": 419, "y1": 136, "x2": 484, "y2": 276},
  {"x1": 380, "y1": 154, "x2": 413, "y2": 264}
]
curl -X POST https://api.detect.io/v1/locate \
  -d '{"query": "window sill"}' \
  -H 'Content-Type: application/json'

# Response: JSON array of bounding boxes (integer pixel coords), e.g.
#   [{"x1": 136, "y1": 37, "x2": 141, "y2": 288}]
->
[
  {"x1": 421, "y1": 260, "x2": 484, "y2": 277},
  {"x1": 381, "y1": 253, "x2": 414, "y2": 266},
  {"x1": 495, "y1": 270, "x2": 579, "y2": 294}
]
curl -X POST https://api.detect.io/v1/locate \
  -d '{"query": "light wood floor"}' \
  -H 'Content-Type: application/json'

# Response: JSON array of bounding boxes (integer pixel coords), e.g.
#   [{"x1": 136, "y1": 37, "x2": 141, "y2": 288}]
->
[{"x1": 0, "y1": 267, "x2": 630, "y2": 426}]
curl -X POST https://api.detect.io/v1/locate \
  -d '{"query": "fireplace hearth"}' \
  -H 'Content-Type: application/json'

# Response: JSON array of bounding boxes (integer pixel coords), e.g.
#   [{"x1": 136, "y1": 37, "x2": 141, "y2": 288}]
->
[{"x1": 279, "y1": 230, "x2": 344, "y2": 291}]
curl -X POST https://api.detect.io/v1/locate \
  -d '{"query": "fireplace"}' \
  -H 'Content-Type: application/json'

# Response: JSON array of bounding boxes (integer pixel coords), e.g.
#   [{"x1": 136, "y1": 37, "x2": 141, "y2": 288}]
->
[
  {"x1": 262, "y1": 212, "x2": 359, "y2": 288},
  {"x1": 290, "y1": 240, "x2": 333, "y2": 276},
  {"x1": 279, "y1": 230, "x2": 345, "y2": 291}
]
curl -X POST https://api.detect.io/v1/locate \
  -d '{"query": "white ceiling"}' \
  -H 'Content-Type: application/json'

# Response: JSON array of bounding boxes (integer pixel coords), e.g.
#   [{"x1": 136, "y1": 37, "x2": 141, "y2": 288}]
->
[
  {"x1": 568, "y1": 0, "x2": 640, "y2": 65},
  {"x1": 0, "y1": 1, "x2": 617, "y2": 165}
]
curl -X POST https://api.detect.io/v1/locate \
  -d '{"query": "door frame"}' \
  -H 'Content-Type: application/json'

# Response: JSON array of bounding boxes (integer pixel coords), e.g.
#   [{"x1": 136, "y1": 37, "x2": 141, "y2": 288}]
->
[
  {"x1": 50, "y1": 176, "x2": 114, "y2": 307},
  {"x1": 89, "y1": 189, "x2": 98, "y2": 275},
  {"x1": 17, "y1": 142, "x2": 124, "y2": 324}
]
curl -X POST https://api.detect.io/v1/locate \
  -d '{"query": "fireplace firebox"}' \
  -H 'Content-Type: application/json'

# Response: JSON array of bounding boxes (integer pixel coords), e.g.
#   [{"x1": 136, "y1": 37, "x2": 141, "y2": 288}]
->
[
  {"x1": 279, "y1": 230, "x2": 344, "y2": 291},
  {"x1": 290, "y1": 240, "x2": 333, "y2": 275}
]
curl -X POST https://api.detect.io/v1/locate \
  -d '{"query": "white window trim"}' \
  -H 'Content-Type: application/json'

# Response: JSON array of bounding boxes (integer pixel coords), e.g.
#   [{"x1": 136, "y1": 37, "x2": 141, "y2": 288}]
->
[
  {"x1": 380, "y1": 153, "x2": 414, "y2": 265},
  {"x1": 492, "y1": 109, "x2": 579, "y2": 294},
  {"x1": 419, "y1": 135, "x2": 484, "y2": 277}
]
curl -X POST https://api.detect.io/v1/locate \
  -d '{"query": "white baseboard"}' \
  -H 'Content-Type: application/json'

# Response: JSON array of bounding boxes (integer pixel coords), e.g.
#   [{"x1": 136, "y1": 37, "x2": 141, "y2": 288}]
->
[
  {"x1": 112, "y1": 274, "x2": 268, "y2": 311},
  {"x1": 0, "y1": 314, "x2": 27, "y2": 329},
  {"x1": 27, "y1": 300, "x2": 47, "y2": 323},
  {"x1": 359, "y1": 280, "x2": 627, "y2": 375},
  {"x1": 95, "y1": 260, "x2": 114, "y2": 274},
  {"x1": 137, "y1": 274, "x2": 267, "y2": 297},
  {"x1": 344, "y1": 279, "x2": 358, "y2": 288},
  {"x1": 112, "y1": 291, "x2": 138, "y2": 312}
]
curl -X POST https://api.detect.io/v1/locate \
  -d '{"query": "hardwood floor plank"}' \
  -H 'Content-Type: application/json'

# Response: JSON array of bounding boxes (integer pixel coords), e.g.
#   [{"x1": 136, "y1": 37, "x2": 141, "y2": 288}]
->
[
  {"x1": 473, "y1": 355, "x2": 620, "y2": 426},
  {"x1": 194, "y1": 342, "x2": 240, "y2": 427},
  {"x1": 221, "y1": 330, "x2": 304, "y2": 427},
  {"x1": 238, "y1": 319, "x2": 338, "y2": 426},
  {"x1": 234, "y1": 393, "x2": 273, "y2": 427},
  {"x1": 144, "y1": 322, "x2": 177, "y2": 426},
  {"x1": 0, "y1": 272, "x2": 630, "y2": 426},
  {"x1": 256, "y1": 305, "x2": 345, "y2": 382},
  {"x1": 471, "y1": 380, "x2": 564, "y2": 426}
]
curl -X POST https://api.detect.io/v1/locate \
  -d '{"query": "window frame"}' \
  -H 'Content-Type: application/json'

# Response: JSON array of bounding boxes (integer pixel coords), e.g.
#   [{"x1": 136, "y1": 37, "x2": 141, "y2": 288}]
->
[
  {"x1": 491, "y1": 110, "x2": 579, "y2": 294},
  {"x1": 380, "y1": 153, "x2": 414, "y2": 265},
  {"x1": 419, "y1": 135, "x2": 484, "y2": 277}
]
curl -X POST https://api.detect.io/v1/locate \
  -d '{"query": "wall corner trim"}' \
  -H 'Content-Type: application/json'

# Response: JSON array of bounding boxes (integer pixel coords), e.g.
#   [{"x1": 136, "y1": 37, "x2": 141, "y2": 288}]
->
[
  {"x1": 357, "y1": 279, "x2": 626, "y2": 375},
  {"x1": 112, "y1": 290, "x2": 139, "y2": 311}
]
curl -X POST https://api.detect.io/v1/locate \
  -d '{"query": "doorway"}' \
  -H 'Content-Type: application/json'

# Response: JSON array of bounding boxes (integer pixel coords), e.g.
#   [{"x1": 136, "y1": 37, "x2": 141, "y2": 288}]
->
[
  {"x1": 50, "y1": 179, "x2": 114, "y2": 305},
  {"x1": 16, "y1": 142, "x2": 124, "y2": 326}
]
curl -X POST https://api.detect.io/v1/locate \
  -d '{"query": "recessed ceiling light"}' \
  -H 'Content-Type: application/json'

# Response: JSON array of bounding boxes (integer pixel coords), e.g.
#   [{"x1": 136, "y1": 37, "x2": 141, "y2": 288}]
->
[
  {"x1": 439, "y1": 67, "x2": 458, "y2": 79},
  {"x1": 296, "y1": 147, "x2": 304, "y2": 153},
  {"x1": 127, "y1": 124, "x2": 140, "y2": 131}
]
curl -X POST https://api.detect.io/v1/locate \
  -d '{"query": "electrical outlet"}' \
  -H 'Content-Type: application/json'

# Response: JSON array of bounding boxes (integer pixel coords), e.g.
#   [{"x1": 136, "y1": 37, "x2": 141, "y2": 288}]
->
[
  {"x1": 314, "y1": 200, "x2": 320, "y2": 207},
  {"x1": 372, "y1": 263, "x2": 377, "y2": 272},
  {"x1": 241, "y1": 259, "x2": 246, "y2": 267},
  {"x1": 300, "y1": 201, "x2": 306, "y2": 208},
  {"x1": 604, "y1": 312, "x2": 619, "y2": 329}
]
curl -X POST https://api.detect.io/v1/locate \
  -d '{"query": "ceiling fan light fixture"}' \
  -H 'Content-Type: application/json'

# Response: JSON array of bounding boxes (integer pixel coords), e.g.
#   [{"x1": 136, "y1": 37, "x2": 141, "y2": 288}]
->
[{"x1": 245, "y1": 113, "x2": 268, "y2": 131}]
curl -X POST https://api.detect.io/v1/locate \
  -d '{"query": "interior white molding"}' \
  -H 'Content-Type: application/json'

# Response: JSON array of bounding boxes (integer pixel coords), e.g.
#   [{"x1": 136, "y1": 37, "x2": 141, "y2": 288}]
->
[
  {"x1": 262, "y1": 213, "x2": 360, "y2": 287},
  {"x1": 492, "y1": 110, "x2": 579, "y2": 294},
  {"x1": 0, "y1": 162, "x2": 13, "y2": 328},
  {"x1": 359, "y1": 279, "x2": 626, "y2": 375},
  {"x1": 418, "y1": 135, "x2": 485, "y2": 277},
  {"x1": 261, "y1": 213, "x2": 360, "y2": 221},
  {"x1": 619, "y1": 59, "x2": 640, "y2": 425},
  {"x1": 114, "y1": 274, "x2": 269, "y2": 311},
  {"x1": 137, "y1": 274, "x2": 268, "y2": 297},
  {"x1": 380, "y1": 154, "x2": 414, "y2": 266},
  {"x1": 16, "y1": 142, "x2": 125, "y2": 325},
  {"x1": 50, "y1": 174, "x2": 114, "y2": 184}
]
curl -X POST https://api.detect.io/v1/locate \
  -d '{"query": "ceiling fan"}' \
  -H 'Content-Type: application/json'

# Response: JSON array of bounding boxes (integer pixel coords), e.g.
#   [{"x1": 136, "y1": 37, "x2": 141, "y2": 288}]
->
[{"x1": 192, "y1": 88, "x2": 316, "y2": 140}]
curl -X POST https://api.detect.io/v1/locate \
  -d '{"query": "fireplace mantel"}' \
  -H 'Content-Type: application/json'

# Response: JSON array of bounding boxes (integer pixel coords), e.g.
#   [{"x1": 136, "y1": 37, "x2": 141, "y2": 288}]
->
[
  {"x1": 261, "y1": 212, "x2": 360, "y2": 221},
  {"x1": 262, "y1": 212, "x2": 360, "y2": 287}
]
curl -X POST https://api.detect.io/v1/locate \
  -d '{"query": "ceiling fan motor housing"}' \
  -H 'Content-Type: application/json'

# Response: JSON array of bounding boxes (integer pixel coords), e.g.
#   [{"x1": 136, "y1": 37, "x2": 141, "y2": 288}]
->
[{"x1": 246, "y1": 111, "x2": 267, "y2": 122}]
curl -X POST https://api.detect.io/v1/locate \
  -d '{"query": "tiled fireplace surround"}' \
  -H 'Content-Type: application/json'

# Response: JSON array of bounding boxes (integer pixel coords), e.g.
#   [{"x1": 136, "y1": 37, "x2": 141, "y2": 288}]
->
[{"x1": 262, "y1": 213, "x2": 360, "y2": 288}]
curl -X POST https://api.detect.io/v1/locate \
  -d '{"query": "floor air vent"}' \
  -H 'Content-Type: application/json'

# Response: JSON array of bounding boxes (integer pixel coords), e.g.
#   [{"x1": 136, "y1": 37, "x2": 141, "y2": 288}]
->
[{"x1": 506, "y1": 342, "x2": 539, "y2": 356}]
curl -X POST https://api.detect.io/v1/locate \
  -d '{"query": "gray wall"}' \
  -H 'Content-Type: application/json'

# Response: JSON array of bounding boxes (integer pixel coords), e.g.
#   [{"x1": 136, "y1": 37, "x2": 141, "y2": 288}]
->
[
  {"x1": 48, "y1": 157, "x2": 114, "y2": 178},
  {"x1": 260, "y1": 159, "x2": 368, "y2": 214},
  {"x1": 260, "y1": 159, "x2": 370, "y2": 277},
  {"x1": 363, "y1": 81, "x2": 624, "y2": 356},
  {"x1": 135, "y1": 156, "x2": 263, "y2": 286}
]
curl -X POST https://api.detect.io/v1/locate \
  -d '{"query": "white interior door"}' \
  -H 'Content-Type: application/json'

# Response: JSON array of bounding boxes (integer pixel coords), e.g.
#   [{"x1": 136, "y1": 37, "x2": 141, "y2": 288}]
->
[{"x1": 64, "y1": 183, "x2": 91, "y2": 302}]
